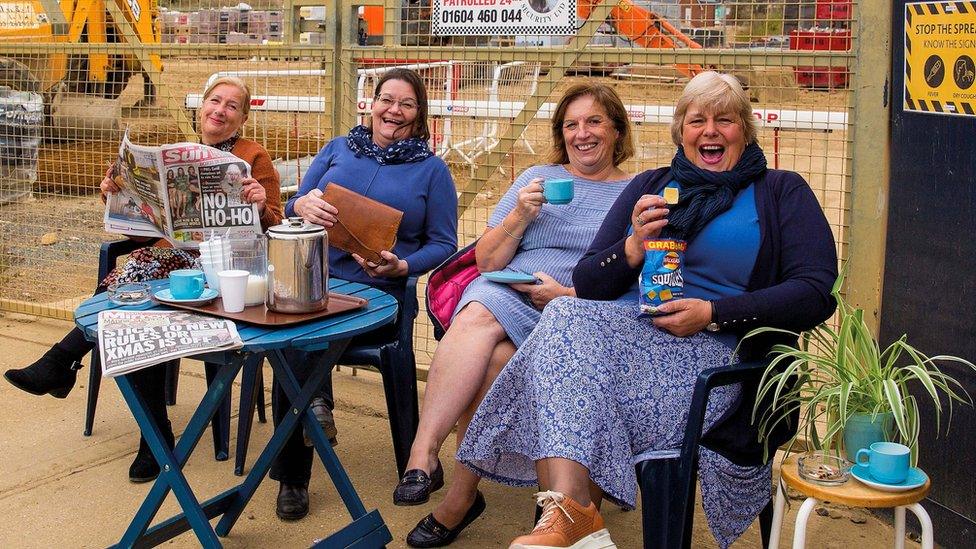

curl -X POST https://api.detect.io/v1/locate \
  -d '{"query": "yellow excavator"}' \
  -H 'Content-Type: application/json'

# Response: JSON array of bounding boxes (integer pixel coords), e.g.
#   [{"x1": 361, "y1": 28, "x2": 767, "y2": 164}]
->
[{"x1": 0, "y1": 0, "x2": 160, "y2": 138}]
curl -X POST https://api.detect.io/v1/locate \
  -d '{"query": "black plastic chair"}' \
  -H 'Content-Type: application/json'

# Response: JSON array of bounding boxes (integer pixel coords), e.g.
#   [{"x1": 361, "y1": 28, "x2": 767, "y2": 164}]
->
[
  {"x1": 634, "y1": 358, "x2": 782, "y2": 549},
  {"x1": 84, "y1": 239, "x2": 267, "y2": 461},
  {"x1": 232, "y1": 276, "x2": 420, "y2": 478}
]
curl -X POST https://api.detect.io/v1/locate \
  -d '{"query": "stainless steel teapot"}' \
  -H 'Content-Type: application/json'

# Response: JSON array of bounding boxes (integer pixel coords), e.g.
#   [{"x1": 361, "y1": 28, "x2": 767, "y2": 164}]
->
[{"x1": 266, "y1": 217, "x2": 329, "y2": 313}]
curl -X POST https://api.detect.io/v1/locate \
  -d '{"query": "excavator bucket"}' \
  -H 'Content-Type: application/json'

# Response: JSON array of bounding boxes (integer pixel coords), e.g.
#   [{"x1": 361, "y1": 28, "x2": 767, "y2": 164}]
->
[{"x1": 47, "y1": 88, "x2": 121, "y2": 142}]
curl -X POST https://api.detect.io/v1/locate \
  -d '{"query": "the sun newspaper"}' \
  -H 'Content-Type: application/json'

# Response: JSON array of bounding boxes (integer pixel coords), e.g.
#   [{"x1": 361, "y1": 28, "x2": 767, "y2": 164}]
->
[
  {"x1": 103, "y1": 131, "x2": 262, "y2": 249},
  {"x1": 97, "y1": 310, "x2": 243, "y2": 378}
]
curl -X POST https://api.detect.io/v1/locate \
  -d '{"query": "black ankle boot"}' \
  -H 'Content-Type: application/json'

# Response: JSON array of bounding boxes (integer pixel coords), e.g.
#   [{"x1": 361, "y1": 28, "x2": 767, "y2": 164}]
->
[
  {"x1": 4, "y1": 347, "x2": 81, "y2": 398},
  {"x1": 129, "y1": 422, "x2": 176, "y2": 483}
]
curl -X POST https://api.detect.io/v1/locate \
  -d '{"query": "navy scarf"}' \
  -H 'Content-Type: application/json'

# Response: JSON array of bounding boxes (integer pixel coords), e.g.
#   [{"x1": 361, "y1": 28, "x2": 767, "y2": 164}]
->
[
  {"x1": 664, "y1": 142, "x2": 767, "y2": 240},
  {"x1": 346, "y1": 125, "x2": 433, "y2": 165}
]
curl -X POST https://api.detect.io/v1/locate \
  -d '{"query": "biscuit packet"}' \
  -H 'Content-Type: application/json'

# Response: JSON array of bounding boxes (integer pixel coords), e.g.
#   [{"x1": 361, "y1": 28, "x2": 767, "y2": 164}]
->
[{"x1": 638, "y1": 184, "x2": 683, "y2": 316}]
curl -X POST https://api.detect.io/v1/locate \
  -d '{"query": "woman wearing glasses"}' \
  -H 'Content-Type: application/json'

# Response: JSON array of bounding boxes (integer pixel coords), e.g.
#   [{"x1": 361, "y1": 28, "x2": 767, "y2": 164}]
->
[
  {"x1": 272, "y1": 68, "x2": 458, "y2": 521},
  {"x1": 396, "y1": 84, "x2": 635, "y2": 548}
]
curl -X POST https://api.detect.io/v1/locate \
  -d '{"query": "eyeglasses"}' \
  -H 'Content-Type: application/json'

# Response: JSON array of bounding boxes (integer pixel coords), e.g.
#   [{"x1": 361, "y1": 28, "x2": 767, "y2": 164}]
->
[
  {"x1": 375, "y1": 94, "x2": 419, "y2": 112},
  {"x1": 561, "y1": 116, "x2": 610, "y2": 133}
]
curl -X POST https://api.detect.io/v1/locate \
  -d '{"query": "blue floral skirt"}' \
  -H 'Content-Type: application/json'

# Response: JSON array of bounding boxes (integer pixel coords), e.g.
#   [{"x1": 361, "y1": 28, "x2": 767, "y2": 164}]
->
[{"x1": 456, "y1": 297, "x2": 771, "y2": 548}]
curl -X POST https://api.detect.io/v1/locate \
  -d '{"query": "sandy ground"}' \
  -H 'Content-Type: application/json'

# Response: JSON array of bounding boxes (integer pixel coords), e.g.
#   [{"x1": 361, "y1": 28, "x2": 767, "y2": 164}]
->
[{"x1": 0, "y1": 312, "x2": 924, "y2": 549}]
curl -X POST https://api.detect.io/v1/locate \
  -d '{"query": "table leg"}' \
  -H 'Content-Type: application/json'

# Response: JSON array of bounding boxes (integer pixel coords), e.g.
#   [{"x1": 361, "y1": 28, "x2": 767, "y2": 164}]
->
[
  {"x1": 906, "y1": 504, "x2": 934, "y2": 549},
  {"x1": 114, "y1": 355, "x2": 245, "y2": 548},
  {"x1": 768, "y1": 479, "x2": 787, "y2": 549},
  {"x1": 895, "y1": 506, "x2": 906, "y2": 549},
  {"x1": 792, "y1": 497, "x2": 818, "y2": 549},
  {"x1": 214, "y1": 347, "x2": 369, "y2": 535}
]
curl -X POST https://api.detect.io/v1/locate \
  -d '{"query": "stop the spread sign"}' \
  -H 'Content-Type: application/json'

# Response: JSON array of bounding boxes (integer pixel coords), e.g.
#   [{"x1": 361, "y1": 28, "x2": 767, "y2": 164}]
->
[
  {"x1": 904, "y1": 1, "x2": 976, "y2": 116},
  {"x1": 432, "y1": 0, "x2": 576, "y2": 35}
]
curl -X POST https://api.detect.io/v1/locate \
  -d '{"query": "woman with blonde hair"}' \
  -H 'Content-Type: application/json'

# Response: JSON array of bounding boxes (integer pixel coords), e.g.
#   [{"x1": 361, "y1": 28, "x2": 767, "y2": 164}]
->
[{"x1": 5, "y1": 76, "x2": 283, "y2": 482}]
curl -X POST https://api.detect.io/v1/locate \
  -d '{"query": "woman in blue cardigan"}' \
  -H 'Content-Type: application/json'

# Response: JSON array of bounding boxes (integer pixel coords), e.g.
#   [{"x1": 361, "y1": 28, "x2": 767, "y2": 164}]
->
[
  {"x1": 456, "y1": 72, "x2": 837, "y2": 549},
  {"x1": 272, "y1": 68, "x2": 458, "y2": 521}
]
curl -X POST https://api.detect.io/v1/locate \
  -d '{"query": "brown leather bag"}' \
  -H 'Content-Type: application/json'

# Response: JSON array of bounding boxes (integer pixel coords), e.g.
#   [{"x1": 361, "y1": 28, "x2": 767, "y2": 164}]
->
[{"x1": 322, "y1": 182, "x2": 403, "y2": 265}]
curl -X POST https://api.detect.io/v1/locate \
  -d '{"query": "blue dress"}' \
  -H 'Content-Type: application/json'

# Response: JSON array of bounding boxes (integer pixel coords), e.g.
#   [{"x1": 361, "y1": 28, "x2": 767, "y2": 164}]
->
[
  {"x1": 457, "y1": 183, "x2": 771, "y2": 548},
  {"x1": 453, "y1": 164, "x2": 631, "y2": 345}
]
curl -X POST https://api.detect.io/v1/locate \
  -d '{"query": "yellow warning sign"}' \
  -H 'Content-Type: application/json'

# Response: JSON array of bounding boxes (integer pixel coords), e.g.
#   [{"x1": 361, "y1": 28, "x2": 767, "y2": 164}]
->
[{"x1": 904, "y1": 1, "x2": 976, "y2": 116}]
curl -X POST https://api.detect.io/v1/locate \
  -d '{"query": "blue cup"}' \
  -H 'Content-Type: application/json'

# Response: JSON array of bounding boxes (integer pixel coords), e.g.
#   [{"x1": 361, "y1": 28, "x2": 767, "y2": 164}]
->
[
  {"x1": 169, "y1": 269, "x2": 206, "y2": 300},
  {"x1": 856, "y1": 441, "x2": 910, "y2": 484},
  {"x1": 543, "y1": 178, "x2": 574, "y2": 205}
]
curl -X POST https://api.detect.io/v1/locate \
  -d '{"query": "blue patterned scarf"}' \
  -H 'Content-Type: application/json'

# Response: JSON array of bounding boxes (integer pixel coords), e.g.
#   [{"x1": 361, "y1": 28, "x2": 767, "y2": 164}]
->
[
  {"x1": 346, "y1": 125, "x2": 433, "y2": 165},
  {"x1": 664, "y1": 142, "x2": 767, "y2": 240}
]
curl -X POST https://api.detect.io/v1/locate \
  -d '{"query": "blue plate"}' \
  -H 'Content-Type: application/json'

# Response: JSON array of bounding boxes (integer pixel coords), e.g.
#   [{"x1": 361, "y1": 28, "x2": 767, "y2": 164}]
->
[
  {"x1": 482, "y1": 270, "x2": 539, "y2": 284},
  {"x1": 850, "y1": 464, "x2": 928, "y2": 492},
  {"x1": 154, "y1": 288, "x2": 219, "y2": 307}
]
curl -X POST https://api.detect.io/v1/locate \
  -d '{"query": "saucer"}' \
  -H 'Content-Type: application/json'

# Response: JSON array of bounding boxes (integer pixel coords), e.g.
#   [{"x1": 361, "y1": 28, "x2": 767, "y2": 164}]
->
[
  {"x1": 482, "y1": 270, "x2": 539, "y2": 284},
  {"x1": 154, "y1": 288, "x2": 219, "y2": 307},
  {"x1": 850, "y1": 464, "x2": 928, "y2": 492}
]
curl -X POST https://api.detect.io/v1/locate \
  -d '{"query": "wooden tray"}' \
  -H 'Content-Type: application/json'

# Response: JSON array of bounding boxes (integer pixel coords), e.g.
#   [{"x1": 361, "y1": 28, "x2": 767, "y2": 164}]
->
[{"x1": 154, "y1": 292, "x2": 368, "y2": 327}]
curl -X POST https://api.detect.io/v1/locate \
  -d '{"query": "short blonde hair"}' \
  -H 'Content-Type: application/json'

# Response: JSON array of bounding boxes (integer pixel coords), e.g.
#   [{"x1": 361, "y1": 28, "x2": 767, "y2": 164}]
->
[
  {"x1": 201, "y1": 76, "x2": 253, "y2": 119},
  {"x1": 670, "y1": 71, "x2": 757, "y2": 146}
]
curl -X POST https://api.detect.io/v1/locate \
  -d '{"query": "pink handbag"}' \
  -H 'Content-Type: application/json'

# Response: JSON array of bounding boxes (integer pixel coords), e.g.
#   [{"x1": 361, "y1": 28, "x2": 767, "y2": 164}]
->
[{"x1": 425, "y1": 240, "x2": 479, "y2": 340}]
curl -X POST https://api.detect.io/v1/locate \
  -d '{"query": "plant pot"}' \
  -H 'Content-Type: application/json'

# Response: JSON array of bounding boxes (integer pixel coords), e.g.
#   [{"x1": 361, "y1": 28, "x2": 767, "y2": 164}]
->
[{"x1": 843, "y1": 412, "x2": 894, "y2": 462}]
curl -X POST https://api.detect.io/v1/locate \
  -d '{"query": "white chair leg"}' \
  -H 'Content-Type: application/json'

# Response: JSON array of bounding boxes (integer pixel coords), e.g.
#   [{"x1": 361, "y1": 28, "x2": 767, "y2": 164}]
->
[
  {"x1": 792, "y1": 497, "x2": 818, "y2": 549},
  {"x1": 894, "y1": 506, "x2": 906, "y2": 549},
  {"x1": 768, "y1": 481, "x2": 788, "y2": 549},
  {"x1": 906, "y1": 503, "x2": 934, "y2": 549}
]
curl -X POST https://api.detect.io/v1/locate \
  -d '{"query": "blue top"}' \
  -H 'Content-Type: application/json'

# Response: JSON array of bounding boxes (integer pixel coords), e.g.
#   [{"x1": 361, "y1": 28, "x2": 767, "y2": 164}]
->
[
  {"x1": 682, "y1": 183, "x2": 760, "y2": 302},
  {"x1": 455, "y1": 164, "x2": 631, "y2": 345},
  {"x1": 285, "y1": 137, "x2": 459, "y2": 298}
]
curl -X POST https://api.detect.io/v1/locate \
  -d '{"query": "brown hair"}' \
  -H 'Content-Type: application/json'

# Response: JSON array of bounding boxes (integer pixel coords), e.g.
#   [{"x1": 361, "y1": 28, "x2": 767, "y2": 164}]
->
[
  {"x1": 547, "y1": 83, "x2": 634, "y2": 167},
  {"x1": 373, "y1": 68, "x2": 431, "y2": 142},
  {"x1": 670, "y1": 71, "x2": 758, "y2": 146},
  {"x1": 201, "y1": 76, "x2": 253, "y2": 119}
]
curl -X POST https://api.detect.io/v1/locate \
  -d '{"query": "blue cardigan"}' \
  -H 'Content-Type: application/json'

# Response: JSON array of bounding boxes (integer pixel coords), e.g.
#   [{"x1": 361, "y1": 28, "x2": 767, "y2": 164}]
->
[
  {"x1": 573, "y1": 167, "x2": 838, "y2": 463},
  {"x1": 286, "y1": 137, "x2": 458, "y2": 299}
]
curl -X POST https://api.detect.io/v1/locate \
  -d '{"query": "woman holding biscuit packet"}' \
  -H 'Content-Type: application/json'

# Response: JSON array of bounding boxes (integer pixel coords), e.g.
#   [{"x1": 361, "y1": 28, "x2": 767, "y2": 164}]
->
[
  {"x1": 395, "y1": 83, "x2": 635, "y2": 548},
  {"x1": 455, "y1": 71, "x2": 838, "y2": 549}
]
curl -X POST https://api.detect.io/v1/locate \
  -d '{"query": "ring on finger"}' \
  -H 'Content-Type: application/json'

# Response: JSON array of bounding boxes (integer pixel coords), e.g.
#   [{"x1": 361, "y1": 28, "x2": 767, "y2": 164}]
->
[{"x1": 637, "y1": 213, "x2": 645, "y2": 225}]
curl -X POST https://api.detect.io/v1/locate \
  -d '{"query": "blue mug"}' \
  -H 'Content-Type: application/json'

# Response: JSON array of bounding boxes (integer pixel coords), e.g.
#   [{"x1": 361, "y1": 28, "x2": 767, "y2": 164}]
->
[
  {"x1": 543, "y1": 178, "x2": 574, "y2": 205},
  {"x1": 856, "y1": 441, "x2": 910, "y2": 484},
  {"x1": 169, "y1": 269, "x2": 206, "y2": 300}
]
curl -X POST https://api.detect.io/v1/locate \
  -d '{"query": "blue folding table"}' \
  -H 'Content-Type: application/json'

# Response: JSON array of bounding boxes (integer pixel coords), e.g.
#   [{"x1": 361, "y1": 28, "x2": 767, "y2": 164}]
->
[{"x1": 74, "y1": 278, "x2": 397, "y2": 548}]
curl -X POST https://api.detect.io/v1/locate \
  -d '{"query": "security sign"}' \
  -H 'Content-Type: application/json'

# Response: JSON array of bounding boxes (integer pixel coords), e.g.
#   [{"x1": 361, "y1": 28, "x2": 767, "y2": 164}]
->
[
  {"x1": 432, "y1": 0, "x2": 576, "y2": 36},
  {"x1": 904, "y1": 1, "x2": 976, "y2": 116}
]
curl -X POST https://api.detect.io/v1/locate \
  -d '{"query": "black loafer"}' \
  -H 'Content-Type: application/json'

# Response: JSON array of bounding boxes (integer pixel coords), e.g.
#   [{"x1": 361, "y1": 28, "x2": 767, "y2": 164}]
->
[
  {"x1": 406, "y1": 491, "x2": 486, "y2": 547},
  {"x1": 393, "y1": 460, "x2": 444, "y2": 506},
  {"x1": 276, "y1": 482, "x2": 309, "y2": 521}
]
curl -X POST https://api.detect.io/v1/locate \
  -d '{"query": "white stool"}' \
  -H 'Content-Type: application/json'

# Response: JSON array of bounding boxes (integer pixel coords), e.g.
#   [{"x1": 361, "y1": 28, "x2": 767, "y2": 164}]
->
[{"x1": 769, "y1": 454, "x2": 934, "y2": 549}]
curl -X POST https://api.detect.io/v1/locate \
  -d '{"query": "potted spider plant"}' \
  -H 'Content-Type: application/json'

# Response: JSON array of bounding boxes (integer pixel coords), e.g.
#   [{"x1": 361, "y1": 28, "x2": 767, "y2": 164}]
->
[{"x1": 741, "y1": 274, "x2": 975, "y2": 465}]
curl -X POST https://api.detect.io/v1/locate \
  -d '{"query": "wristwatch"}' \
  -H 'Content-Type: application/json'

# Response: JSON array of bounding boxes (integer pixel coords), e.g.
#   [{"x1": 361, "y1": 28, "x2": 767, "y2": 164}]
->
[{"x1": 706, "y1": 301, "x2": 720, "y2": 332}]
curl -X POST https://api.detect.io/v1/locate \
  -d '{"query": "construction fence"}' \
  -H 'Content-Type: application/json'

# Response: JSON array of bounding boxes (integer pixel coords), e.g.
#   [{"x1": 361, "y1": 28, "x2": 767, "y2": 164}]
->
[{"x1": 0, "y1": 0, "x2": 872, "y2": 372}]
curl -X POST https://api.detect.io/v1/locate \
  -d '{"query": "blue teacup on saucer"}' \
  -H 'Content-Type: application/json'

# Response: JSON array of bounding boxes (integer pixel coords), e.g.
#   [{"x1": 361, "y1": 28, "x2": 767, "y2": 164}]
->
[{"x1": 850, "y1": 463, "x2": 928, "y2": 492}]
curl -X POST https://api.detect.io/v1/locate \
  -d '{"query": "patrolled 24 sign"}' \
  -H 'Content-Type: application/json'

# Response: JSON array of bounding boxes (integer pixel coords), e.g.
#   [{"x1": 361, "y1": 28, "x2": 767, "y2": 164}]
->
[
  {"x1": 904, "y1": 1, "x2": 976, "y2": 116},
  {"x1": 432, "y1": 0, "x2": 576, "y2": 36}
]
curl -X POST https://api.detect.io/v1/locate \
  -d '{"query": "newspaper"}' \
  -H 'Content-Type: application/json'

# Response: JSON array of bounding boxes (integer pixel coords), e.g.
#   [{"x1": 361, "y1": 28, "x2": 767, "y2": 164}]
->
[
  {"x1": 97, "y1": 310, "x2": 243, "y2": 378},
  {"x1": 103, "y1": 130, "x2": 262, "y2": 249}
]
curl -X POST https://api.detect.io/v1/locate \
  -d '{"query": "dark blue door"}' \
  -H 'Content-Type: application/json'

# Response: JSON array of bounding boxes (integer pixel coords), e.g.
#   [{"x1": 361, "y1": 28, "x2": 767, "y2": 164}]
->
[{"x1": 884, "y1": 2, "x2": 976, "y2": 545}]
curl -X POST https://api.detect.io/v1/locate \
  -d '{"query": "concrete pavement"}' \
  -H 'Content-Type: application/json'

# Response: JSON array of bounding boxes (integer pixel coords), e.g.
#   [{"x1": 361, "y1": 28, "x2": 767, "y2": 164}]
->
[{"x1": 0, "y1": 312, "x2": 922, "y2": 548}]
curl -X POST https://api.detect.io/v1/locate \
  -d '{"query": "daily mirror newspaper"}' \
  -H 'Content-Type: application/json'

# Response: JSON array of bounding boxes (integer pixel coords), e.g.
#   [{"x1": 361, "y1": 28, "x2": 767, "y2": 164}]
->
[
  {"x1": 103, "y1": 131, "x2": 262, "y2": 249},
  {"x1": 98, "y1": 310, "x2": 243, "y2": 378}
]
